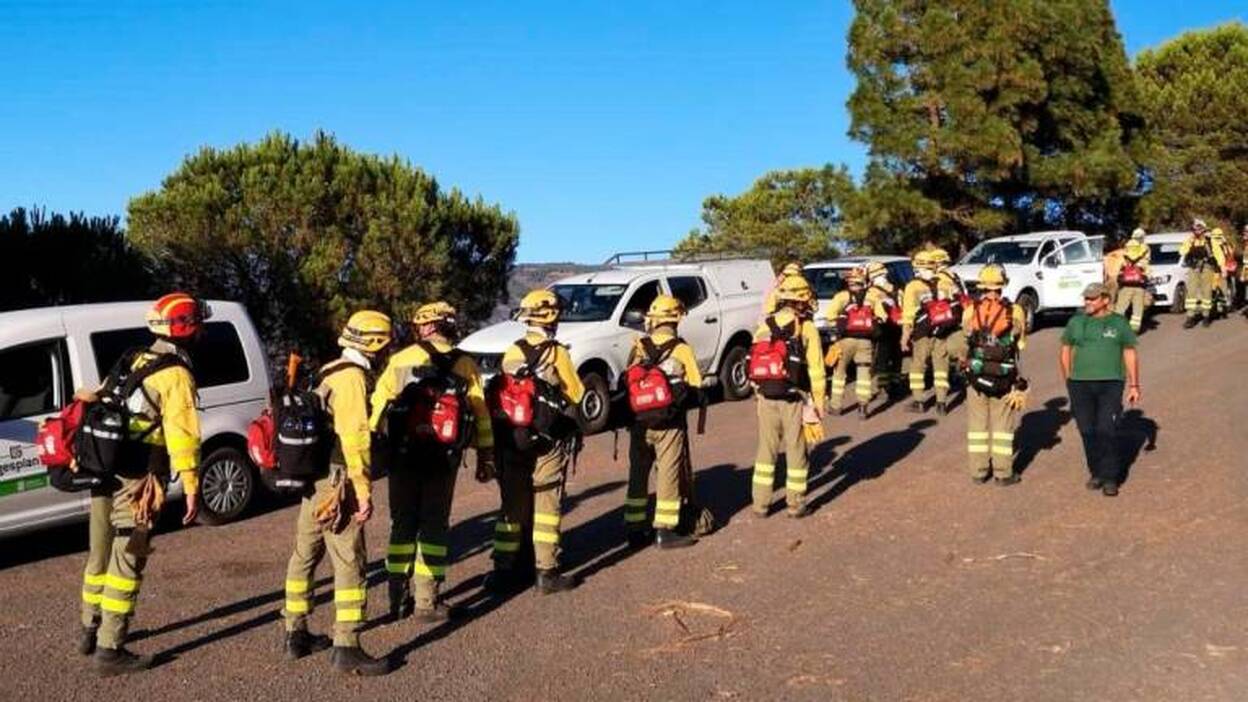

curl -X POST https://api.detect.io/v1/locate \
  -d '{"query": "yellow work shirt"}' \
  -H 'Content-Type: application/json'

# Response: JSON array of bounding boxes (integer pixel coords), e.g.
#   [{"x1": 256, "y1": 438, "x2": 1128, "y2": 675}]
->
[
  {"x1": 501, "y1": 329, "x2": 585, "y2": 406},
  {"x1": 315, "y1": 356, "x2": 374, "y2": 502},
  {"x1": 128, "y1": 341, "x2": 202, "y2": 495},
  {"x1": 626, "y1": 328, "x2": 703, "y2": 387}
]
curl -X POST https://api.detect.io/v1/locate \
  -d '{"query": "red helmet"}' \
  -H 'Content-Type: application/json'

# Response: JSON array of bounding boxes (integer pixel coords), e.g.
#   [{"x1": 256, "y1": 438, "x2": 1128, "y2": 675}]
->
[{"x1": 146, "y1": 293, "x2": 211, "y2": 339}]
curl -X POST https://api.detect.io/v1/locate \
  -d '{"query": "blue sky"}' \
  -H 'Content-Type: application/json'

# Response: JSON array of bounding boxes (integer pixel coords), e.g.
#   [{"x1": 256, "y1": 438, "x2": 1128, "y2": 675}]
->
[{"x1": 1, "y1": 1, "x2": 1243, "y2": 263}]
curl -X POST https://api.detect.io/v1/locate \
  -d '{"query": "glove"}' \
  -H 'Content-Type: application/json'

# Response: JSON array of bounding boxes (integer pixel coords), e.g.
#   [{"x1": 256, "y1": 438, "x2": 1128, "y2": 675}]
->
[
  {"x1": 1004, "y1": 378, "x2": 1029, "y2": 412},
  {"x1": 803, "y1": 422, "x2": 825, "y2": 445},
  {"x1": 824, "y1": 341, "x2": 842, "y2": 367},
  {"x1": 130, "y1": 473, "x2": 166, "y2": 530},
  {"x1": 475, "y1": 450, "x2": 497, "y2": 483}
]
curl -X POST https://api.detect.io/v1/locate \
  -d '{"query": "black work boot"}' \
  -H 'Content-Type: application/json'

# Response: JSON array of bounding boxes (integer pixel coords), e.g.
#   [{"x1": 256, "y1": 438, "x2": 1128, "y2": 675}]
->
[
  {"x1": 483, "y1": 568, "x2": 516, "y2": 595},
  {"x1": 627, "y1": 530, "x2": 653, "y2": 550},
  {"x1": 94, "y1": 646, "x2": 153, "y2": 676},
  {"x1": 387, "y1": 579, "x2": 413, "y2": 622},
  {"x1": 655, "y1": 528, "x2": 697, "y2": 549},
  {"x1": 78, "y1": 625, "x2": 98, "y2": 656},
  {"x1": 1101, "y1": 482, "x2": 1120, "y2": 497},
  {"x1": 994, "y1": 475, "x2": 1021, "y2": 487},
  {"x1": 413, "y1": 601, "x2": 454, "y2": 624},
  {"x1": 1183, "y1": 315, "x2": 1201, "y2": 329},
  {"x1": 1086, "y1": 477, "x2": 1104, "y2": 491},
  {"x1": 535, "y1": 569, "x2": 577, "y2": 595},
  {"x1": 285, "y1": 630, "x2": 331, "y2": 660},
  {"x1": 1202, "y1": 315, "x2": 1214, "y2": 327},
  {"x1": 786, "y1": 503, "x2": 811, "y2": 519},
  {"x1": 907, "y1": 400, "x2": 924, "y2": 414},
  {"x1": 331, "y1": 646, "x2": 390, "y2": 676},
  {"x1": 971, "y1": 474, "x2": 991, "y2": 484}
]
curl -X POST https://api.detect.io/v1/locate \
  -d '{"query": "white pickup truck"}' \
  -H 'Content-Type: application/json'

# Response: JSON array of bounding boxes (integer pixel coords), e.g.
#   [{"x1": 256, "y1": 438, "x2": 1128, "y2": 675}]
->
[
  {"x1": 460, "y1": 253, "x2": 774, "y2": 433},
  {"x1": 950, "y1": 231, "x2": 1105, "y2": 331}
]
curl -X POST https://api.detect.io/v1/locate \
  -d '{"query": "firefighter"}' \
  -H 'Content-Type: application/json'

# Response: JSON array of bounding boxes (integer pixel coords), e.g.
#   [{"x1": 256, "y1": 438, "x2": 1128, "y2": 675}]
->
[
  {"x1": 80, "y1": 293, "x2": 206, "y2": 675},
  {"x1": 961, "y1": 266, "x2": 1028, "y2": 486},
  {"x1": 865, "y1": 261, "x2": 904, "y2": 398},
  {"x1": 825, "y1": 267, "x2": 887, "y2": 419},
  {"x1": 623, "y1": 295, "x2": 704, "y2": 549},
  {"x1": 283, "y1": 310, "x2": 393, "y2": 676},
  {"x1": 370, "y1": 302, "x2": 494, "y2": 622},
  {"x1": 763, "y1": 261, "x2": 805, "y2": 314},
  {"x1": 751, "y1": 276, "x2": 825, "y2": 518},
  {"x1": 1179, "y1": 219, "x2": 1226, "y2": 328},
  {"x1": 1210, "y1": 228, "x2": 1233, "y2": 317},
  {"x1": 1113, "y1": 228, "x2": 1151, "y2": 334},
  {"x1": 486, "y1": 290, "x2": 585, "y2": 595},
  {"x1": 901, "y1": 250, "x2": 961, "y2": 415}
]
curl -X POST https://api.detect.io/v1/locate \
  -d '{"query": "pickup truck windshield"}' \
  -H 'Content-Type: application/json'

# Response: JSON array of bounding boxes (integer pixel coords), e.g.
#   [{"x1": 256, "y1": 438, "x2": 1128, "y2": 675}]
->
[
  {"x1": 550, "y1": 284, "x2": 628, "y2": 322},
  {"x1": 805, "y1": 268, "x2": 847, "y2": 298},
  {"x1": 1149, "y1": 243, "x2": 1182, "y2": 266},
  {"x1": 962, "y1": 241, "x2": 1042, "y2": 266}
]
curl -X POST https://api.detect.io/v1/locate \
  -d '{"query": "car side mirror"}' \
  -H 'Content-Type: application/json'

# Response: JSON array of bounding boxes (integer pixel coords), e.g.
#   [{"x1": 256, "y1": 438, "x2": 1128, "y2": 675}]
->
[{"x1": 621, "y1": 309, "x2": 645, "y2": 329}]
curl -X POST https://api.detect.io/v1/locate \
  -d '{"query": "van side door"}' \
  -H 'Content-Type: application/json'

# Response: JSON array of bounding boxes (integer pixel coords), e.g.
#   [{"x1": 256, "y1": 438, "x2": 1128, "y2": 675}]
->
[
  {"x1": 0, "y1": 338, "x2": 83, "y2": 535},
  {"x1": 666, "y1": 274, "x2": 721, "y2": 371},
  {"x1": 1041, "y1": 238, "x2": 1103, "y2": 309}
]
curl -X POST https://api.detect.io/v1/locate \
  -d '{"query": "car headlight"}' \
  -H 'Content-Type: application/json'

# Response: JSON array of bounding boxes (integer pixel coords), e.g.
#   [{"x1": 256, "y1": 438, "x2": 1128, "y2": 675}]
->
[{"x1": 1155, "y1": 275, "x2": 1172, "y2": 284}]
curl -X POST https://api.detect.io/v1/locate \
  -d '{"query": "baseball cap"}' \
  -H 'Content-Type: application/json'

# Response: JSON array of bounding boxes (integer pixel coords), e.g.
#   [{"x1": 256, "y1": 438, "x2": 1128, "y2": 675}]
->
[{"x1": 1082, "y1": 283, "x2": 1110, "y2": 300}]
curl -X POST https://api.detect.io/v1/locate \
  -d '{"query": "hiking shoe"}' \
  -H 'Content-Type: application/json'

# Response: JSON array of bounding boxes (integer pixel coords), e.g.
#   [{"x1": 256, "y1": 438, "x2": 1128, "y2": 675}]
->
[
  {"x1": 285, "y1": 630, "x2": 331, "y2": 660},
  {"x1": 413, "y1": 602, "x2": 455, "y2": 624},
  {"x1": 331, "y1": 646, "x2": 390, "y2": 676},
  {"x1": 94, "y1": 646, "x2": 153, "y2": 677},
  {"x1": 1086, "y1": 477, "x2": 1104, "y2": 491},
  {"x1": 535, "y1": 569, "x2": 577, "y2": 595},
  {"x1": 655, "y1": 528, "x2": 697, "y2": 549},
  {"x1": 994, "y1": 475, "x2": 1021, "y2": 487},
  {"x1": 1102, "y1": 482, "x2": 1120, "y2": 497},
  {"x1": 907, "y1": 400, "x2": 924, "y2": 414},
  {"x1": 1202, "y1": 316, "x2": 1214, "y2": 327},
  {"x1": 786, "y1": 503, "x2": 811, "y2": 519},
  {"x1": 1183, "y1": 316, "x2": 1200, "y2": 329},
  {"x1": 77, "y1": 625, "x2": 98, "y2": 656},
  {"x1": 971, "y1": 474, "x2": 991, "y2": 484}
]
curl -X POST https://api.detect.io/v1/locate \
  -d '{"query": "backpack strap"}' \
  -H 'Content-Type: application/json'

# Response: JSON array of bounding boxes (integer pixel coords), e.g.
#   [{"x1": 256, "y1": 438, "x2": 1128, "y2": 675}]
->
[
  {"x1": 638, "y1": 336, "x2": 680, "y2": 367},
  {"x1": 515, "y1": 338, "x2": 555, "y2": 376},
  {"x1": 974, "y1": 300, "x2": 1009, "y2": 338},
  {"x1": 415, "y1": 340, "x2": 463, "y2": 376}
]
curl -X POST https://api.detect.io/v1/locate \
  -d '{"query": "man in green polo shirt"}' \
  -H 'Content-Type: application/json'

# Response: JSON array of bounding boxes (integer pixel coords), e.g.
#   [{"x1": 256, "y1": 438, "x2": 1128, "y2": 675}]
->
[{"x1": 1059, "y1": 283, "x2": 1141, "y2": 497}]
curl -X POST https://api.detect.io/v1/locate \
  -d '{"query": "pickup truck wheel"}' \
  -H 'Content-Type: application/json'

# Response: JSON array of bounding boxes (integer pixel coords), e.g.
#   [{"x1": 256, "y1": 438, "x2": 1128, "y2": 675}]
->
[
  {"x1": 1016, "y1": 291, "x2": 1039, "y2": 333},
  {"x1": 578, "y1": 372, "x2": 611, "y2": 435},
  {"x1": 197, "y1": 446, "x2": 255, "y2": 526},
  {"x1": 719, "y1": 345, "x2": 752, "y2": 401},
  {"x1": 1170, "y1": 283, "x2": 1186, "y2": 315}
]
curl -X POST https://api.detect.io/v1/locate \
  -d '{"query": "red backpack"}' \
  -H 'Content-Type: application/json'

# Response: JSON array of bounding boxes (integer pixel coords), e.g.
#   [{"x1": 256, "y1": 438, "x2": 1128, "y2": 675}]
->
[
  {"x1": 36, "y1": 399, "x2": 86, "y2": 469},
  {"x1": 488, "y1": 339, "x2": 570, "y2": 450},
  {"x1": 1119, "y1": 256, "x2": 1146, "y2": 286},
  {"x1": 748, "y1": 317, "x2": 805, "y2": 399},
  {"x1": 626, "y1": 337, "x2": 684, "y2": 426},
  {"x1": 839, "y1": 294, "x2": 877, "y2": 339},
  {"x1": 246, "y1": 409, "x2": 278, "y2": 470}
]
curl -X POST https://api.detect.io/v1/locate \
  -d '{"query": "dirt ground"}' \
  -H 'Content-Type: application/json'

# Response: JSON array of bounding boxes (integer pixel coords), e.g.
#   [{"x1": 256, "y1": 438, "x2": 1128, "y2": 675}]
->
[{"x1": 2, "y1": 312, "x2": 1246, "y2": 701}]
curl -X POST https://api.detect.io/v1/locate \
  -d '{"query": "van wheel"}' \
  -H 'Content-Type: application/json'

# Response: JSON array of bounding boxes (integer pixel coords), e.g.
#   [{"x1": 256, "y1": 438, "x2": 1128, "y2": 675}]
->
[
  {"x1": 578, "y1": 372, "x2": 611, "y2": 435},
  {"x1": 1016, "y1": 290, "x2": 1039, "y2": 333},
  {"x1": 1170, "y1": 283, "x2": 1186, "y2": 315},
  {"x1": 719, "y1": 345, "x2": 752, "y2": 401},
  {"x1": 197, "y1": 446, "x2": 255, "y2": 526}
]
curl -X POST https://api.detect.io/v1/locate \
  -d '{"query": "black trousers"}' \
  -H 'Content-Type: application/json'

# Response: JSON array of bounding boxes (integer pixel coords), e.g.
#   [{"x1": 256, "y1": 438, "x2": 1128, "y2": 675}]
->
[{"x1": 1067, "y1": 380, "x2": 1124, "y2": 483}]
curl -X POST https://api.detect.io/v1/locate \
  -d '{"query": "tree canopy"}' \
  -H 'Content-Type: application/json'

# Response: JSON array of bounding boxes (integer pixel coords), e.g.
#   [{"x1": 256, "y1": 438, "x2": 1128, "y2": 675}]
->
[
  {"x1": 127, "y1": 131, "x2": 519, "y2": 358},
  {"x1": 1136, "y1": 22, "x2": 1248, "y2": 237},
  {"x1": 0, "y1": 207, "x2": 153, "y2": 311},
  {"x1": 845, "y1": 0, "x2": 1147, "y2": 254},
  {"x1": 675, "y1": 166, "x2": 856, "y2": 266}
]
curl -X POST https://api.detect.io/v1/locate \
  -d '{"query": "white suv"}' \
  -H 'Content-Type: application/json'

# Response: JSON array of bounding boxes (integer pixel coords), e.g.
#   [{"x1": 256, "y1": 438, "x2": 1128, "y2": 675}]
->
[
  {"x1": 460, "y1": 254, "x2": 774, "y2": 433},
  {"x1": 0, "y1": 301, "x2": 270, "y2": 538},
  {"x1": 950, "y1": 231, "x2": 1102, "y2": 330}
]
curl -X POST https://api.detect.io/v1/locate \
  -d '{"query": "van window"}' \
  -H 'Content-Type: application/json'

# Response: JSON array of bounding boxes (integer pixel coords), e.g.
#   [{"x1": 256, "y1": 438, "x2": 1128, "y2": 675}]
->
[
  {"x1": 91, "y1": 322, "x2": 250, "y2": 389},
  {"x1": 667, "y1": 276, "x2": 708, "y2": 310},
  {"x1": 1059, "y1": 240, "x2": 1093, "y2": 265},
  {"x1": 0, "y1": 340, "x2": 68, "y2": 420},
  {"x1": 805, "y1": 268, "x2": 847, "y2": 298},
  {"x1": 887, "y1": 262, "x2": 915, "y2": 285}
]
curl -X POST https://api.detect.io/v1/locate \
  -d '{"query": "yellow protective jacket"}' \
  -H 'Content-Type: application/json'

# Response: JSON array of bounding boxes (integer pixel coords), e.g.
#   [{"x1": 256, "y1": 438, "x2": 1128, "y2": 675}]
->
[
  {"x1": 501, "y1": 329, "x2": 585, "y2": 406},
  {"x1": 315, "y1": 355, "x2": 374, "y2": 502},
  {"x1": 626, "y1": 327, "x2": 703, "y2": 387},
  {"x1": 369, "y1": 336, "x2": 494, "y2": 451},
  {"x1": 129, "y1": 340, "x2": 201, "y2": 495},
  {"x1": 901, "y1": 276, "x2": 960, "y2": 329},
  {"x1": 825, "y1": 289, "x2": 888, "y2": 325},
  {"x1": 1179, "y1": 235, "x2": 1226, "y2": 269},
  {"x1": 753, "y1": 308, "x2": 825, "y2": 408}
]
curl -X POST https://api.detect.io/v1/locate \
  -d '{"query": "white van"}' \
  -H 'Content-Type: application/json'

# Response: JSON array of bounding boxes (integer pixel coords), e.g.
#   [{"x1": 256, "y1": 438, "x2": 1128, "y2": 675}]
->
[
  {"x1": 804, "y1": 255, "x2": 915, "y2": 340},
  {"x1": 950, "y1": 231, "x2": 1100, "y2": 330},
  {"x1": 0, "y1": 301, "x2": 270, "y2": 538},
  {"x1": 460, "y1": 252, "x2": 774, "y2": 433}
]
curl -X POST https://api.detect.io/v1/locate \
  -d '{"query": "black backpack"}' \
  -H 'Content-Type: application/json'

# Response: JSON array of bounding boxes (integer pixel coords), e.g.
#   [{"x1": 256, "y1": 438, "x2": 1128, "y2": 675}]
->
[
  {"x1": 271, "y1": 363, "x2": 356, "y2": 493},
  {"x1": 385, "y1": 342, "x2": 473, "y2": 454},
  {"x1": 75, "y1": 347, "x2": 191, "y2": 480}
]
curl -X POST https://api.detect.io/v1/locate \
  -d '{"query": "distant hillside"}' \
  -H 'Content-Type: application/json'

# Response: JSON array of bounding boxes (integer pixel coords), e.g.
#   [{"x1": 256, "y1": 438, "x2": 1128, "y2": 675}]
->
[{"x1": 485, "y1": 262, "x2": 602, "y2": 324}]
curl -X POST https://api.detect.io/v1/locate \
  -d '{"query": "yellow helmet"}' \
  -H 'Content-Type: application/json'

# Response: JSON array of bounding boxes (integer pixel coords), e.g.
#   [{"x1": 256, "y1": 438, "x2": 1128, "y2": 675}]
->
[
  {"x1": 339, "y1": 310, "x2": 393, "y2": 354},
  {"x1": 846, "y1": 266, "x2": 867, "y2": 287},
  {"x1": 1131, "y1": 227, "x2": 1147, "y2": 241},
  {"x1": 912, "y1": 250, "x2": 935, "y2": 269},
  {"x1": 780, "y1": 262, "x2": 803, "y2": 278},
  {"x1": 517, "y1": 289, "x2": 561, "y2": 327},
  {"x1": 774, "y1": 275, "x2": 815, "y2": 306},
  {"x1": 412, "y1": 301, "x2": 457, "y2": 327},
  {"x1": 1211, "y1": 227, "x2": 1225, "y2": 240},
  {"x1": 929, "y1": 248, "x2": 952, "y2": 266},
  {"x1": 865, "y1": 261, "x2": 888, "y2": 280},
  {"x1": 976, "y1": 264, "x2": 1008, "y2": 291},
  {"x1": 645, "y1": 294, "x2": 686, "y2": 328}
]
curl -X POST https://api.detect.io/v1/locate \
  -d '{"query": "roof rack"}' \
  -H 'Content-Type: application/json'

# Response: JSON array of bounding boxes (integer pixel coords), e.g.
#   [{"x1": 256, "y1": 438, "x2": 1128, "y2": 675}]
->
[{"x1": 603, "y1": 249, "x2": 770, "y2": 266}]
